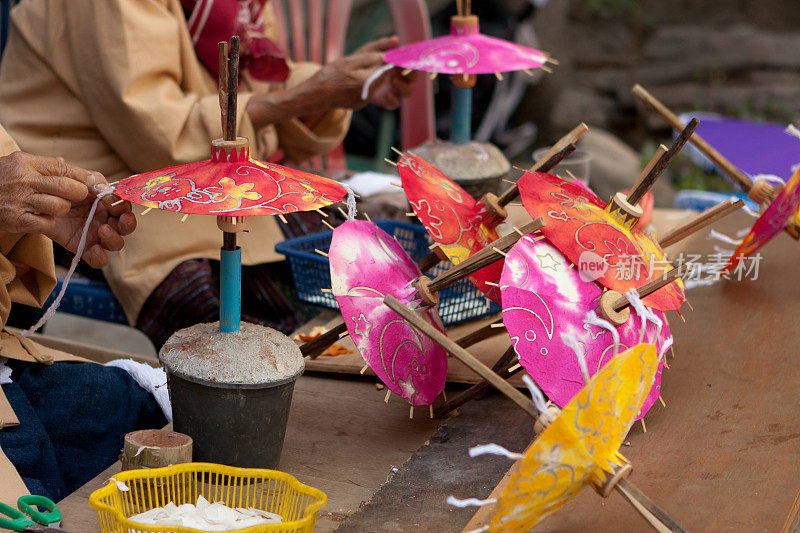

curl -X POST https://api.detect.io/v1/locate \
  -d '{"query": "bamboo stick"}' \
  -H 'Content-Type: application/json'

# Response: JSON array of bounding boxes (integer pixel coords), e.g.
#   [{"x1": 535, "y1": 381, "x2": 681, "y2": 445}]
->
[
  {"x1": 632, "y1": 84, "x2": 752, "y2": 191},
  {"x1": 612, "y1": 265, "x2": 689, "y2": 312},
  {"x1": 626, "y1": 118, "x2": 698, "y2": 206},
  {"x1": 434, "y1": 345, "x2": 521, "y2": 418},
  {"x1": 454, "y1": 321, "x2": 507, "y2": 349},
  {"x1": 225, "y1": 36, "x2": 240, "y2": 142},
  {"x1": 630, "y1": 145, "x2": 668, "y2": 199},
  {"x1": 425, "y1": 219, "x2": 544, "y2": 295},
  {"x1": 496, "y1": 122, "x2": 589, "y2": 207},
  {"x1": 383, "y1": 295, "x2": 539, "y2": 418},
  {"x1": 218, "y1": 41, "x2": 229, "y2": 138},
  {"x1": 616, "y1": 479, "x2": 688, "y2": 533},
  {"x1": 658, "y1": 199, "x2": 744, "y2": 248}
]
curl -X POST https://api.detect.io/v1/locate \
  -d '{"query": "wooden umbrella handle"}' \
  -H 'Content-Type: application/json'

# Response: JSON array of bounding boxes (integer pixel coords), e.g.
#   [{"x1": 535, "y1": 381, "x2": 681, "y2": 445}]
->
[
  {"x1": 658, "y1": 198, "x2": 744, "y2": 248},
  {"x1": 611, "y1": 264, "x2": 689, "y2": 312},
  {"x1": 383, "y1": 295, "x2": 540, "y2": 418},
  {"x1": 226, "y1": 36, "x2": 240, "y2": 142},
  {"x1": 626, "y1": 118, "x2": 699, "y2": 206},
  {"x1": 495, "y1": 123, "x2": 589, "y2": 207},
  {"x1": 632, "y1": 84, "x2": 753, "y2": 192},
  {"x1": 616, "y1": 478, "x2": 688, "y2": 533},
  {"x1": 421, "y1": 218, "x2": 545, "y2": 300}
]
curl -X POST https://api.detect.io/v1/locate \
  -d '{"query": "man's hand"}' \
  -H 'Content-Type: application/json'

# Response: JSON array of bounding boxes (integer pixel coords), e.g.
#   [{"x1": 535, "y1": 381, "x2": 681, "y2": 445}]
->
[
  {"x1": 0, "y1": 151, "x2": 135, "y2": 268},
  {"x1": 246, "y1": 36, "x2": 417, "y2": 128},
  {"x1": 0, "y1": 151, "x2": 91, "y2": 234},
  {"x1": 355, "y1": 37, "x2": 417, "y2": 110},
  {"x1": 45, "y1": 174, "x2": 136, "y2": 269}
]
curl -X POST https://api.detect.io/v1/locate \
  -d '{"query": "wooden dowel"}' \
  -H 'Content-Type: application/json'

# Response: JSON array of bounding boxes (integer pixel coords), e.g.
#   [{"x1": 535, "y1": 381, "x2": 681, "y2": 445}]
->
[
  {"x1": 632, "y1": 84, "x2": 753, "y2": 191},
  {"x1": 222, "y1": 231, "x2": 236, "y2": 251},
  {"x1": 612, "y1": 265, "x2": 688, "y2": 312},
  {"x1": 658, "y1": 199, "x2": 744, "y2": 248},
  {"x1": 383, "y1": 295, "x2": 539, "y2": 418},
  {"x1": 426, "y1": 219, "x2": 544, "y2": 294},
  {"x1": 455, "y1": 322, "x2": 507, "y2": 349},
  {"x1": 496, "y1": 122, "x2": 588, "y2": 207},
  {"x1": 616, "y1": 478, "x2": 688, "y2": 533},
  {"x1": 434, "y1": 345, "x2": 519, "y2": 418},
  {"x1": 627, "y1": 118, "x2": 698, "y2": 206},
  {"x1": 630, "y1": 144, "x2": 668, "y2": 200},
  {"x1": 416, "y1": 250, "x2": 444, "y2": 273},
  {"x1": 218, "y1": 41, "x2": 229, "y2": 138},
  {"x1": 225, "y1": 36, "x2": 240, "y2": 142}
]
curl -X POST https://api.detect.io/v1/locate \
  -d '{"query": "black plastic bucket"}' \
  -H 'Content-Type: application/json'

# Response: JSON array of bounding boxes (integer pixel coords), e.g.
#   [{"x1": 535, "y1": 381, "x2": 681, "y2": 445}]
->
[{"x1": 166, "y1": 368, "x2": 302, "y2": 469}]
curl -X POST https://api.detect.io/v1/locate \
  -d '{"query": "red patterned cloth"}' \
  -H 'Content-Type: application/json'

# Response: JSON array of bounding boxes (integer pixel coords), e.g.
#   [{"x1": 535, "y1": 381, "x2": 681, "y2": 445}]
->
[{"x1": 181, "y1": 0, "x2": 289, "y2": 82}]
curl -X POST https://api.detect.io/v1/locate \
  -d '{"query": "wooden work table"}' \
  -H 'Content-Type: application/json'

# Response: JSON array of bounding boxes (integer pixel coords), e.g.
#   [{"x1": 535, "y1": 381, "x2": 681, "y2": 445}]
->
[{"x1": 54, "y1": 208, "x2": 800, "y2": 532}]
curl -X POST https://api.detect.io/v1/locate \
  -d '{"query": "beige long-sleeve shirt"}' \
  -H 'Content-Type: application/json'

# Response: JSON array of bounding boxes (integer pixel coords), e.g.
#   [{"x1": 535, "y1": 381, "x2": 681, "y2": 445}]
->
[
  {"x1": 0, "y1": 0, "x2": 351, "y2": 322},
  {"x1": 0, "y1": 125, "x2": 90, "y2": 501}
]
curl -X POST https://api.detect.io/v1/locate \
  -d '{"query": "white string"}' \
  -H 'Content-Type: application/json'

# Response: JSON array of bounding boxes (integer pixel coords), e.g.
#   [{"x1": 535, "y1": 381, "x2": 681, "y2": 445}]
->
[
  {"x1": 708, "y1": 228, "x2": 743, "y2": 246},
  {"x1": 21, "y1": 186, "x2": 115, "y2": 337},
  {"x1": 446, "y1": 496, "x2": 498, "y2": 508},
  {"x1": 624, "y1": 289, "x2": 663, "y2": 344},
  {"x1": 741, "y1": 204, "x2": 760, "y2": 218},
  {"x1": 752, "y1": 174, "x2": 785, "y2": 186},
  {"x1": 785, "y1": 124, "x2": 800, "y2": 141},
  {"x1": 361, "y1": 64, "x2": 395, "y2": 101},
  {"x1": 583, "y1": 311, "x2": 620, "y2": 358},
  {"x1": 521, "y1": 375, "x2": 549, "y2": 417},
  {"x1": 341, "y1": 183, "x2": 358, "y2": 220},
  {"x1": 658, "y1": 335, "x2": 673, "y2": 362},
  {"x1": 468, "y1": 443, "x2": 525, "y2": 460},
  {"x1": 561, "y1": 332, "x2": 589, "y2": 383}
]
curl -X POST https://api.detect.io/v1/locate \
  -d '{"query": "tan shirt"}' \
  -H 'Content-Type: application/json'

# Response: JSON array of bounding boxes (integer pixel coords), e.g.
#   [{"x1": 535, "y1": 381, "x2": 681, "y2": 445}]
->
[
  {"x1": 0, "y1": 0, "x2": 351, "y2": 322},
  {"x1": 0, "y1": 125, "x2": 89, "y2": 501}
]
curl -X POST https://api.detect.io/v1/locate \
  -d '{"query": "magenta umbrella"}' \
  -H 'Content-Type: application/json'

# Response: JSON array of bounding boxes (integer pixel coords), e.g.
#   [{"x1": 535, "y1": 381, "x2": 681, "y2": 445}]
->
[
  {"x1": 329, "y1": 219, "x2": 447, "y2": 406},
  {"x1": 500, "y1": 235, "x2": 671, "y2": 420}
]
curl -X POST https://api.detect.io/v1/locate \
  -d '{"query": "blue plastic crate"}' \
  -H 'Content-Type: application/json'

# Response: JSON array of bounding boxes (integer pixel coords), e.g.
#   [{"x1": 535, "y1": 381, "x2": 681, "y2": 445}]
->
[{"x1": 275, "y1": 220, "x2": 501, "y2": 326}]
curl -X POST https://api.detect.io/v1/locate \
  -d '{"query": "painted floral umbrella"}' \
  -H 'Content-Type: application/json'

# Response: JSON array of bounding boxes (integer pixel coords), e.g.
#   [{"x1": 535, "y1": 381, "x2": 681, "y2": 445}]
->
[
  {"x1": 723, "y1": 166, "x2": 800, "y2": 273},
  {"x1": 382, "y1": 0, "x2": 553, "y2": 144},
  {"x1": 487, "y1": 342, "x2": 669, "y2": 531},
  {"x1": 397, "y1": 154, "x2": 502, "y2": 302},
  {"x1": 328, "y1": 219, "x2": 448, "y2": 406},
  {"x1": 500, "y1": 235, "x2": 671, "y2": 420},
  {"x1": 449, "y1": 330, "x2": 685, "y2": 532},
  {"x1": 395, "y1": 128, "x2": 587, "y2": 302},
  {"x1": 113, "y1": 36, "x2": 348, "y2": 333},
  {"x1": 517, "y1": 170, "x2": 685, "y2": 311}
]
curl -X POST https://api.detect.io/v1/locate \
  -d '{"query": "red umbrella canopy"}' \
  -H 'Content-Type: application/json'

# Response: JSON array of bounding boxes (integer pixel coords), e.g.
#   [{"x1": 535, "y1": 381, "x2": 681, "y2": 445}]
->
[
  {"x1": 724, "y1": 166, "x2": 800, "y2": 273},
  {"x1": 517, "y1": 171, "x2": 684, "y2": 311},
  {"x1": 397, "y1": 154, "x2": 504, "y2": 303},
  {"x1": 113, "y1": 140, "x2": 347, "y2": 216}
]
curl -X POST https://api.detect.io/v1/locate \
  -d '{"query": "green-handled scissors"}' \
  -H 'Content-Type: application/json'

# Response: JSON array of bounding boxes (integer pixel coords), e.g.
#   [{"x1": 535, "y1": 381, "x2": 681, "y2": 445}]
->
[{"x1": 0, "y1": 495, "x2": 66, "y2": 532}]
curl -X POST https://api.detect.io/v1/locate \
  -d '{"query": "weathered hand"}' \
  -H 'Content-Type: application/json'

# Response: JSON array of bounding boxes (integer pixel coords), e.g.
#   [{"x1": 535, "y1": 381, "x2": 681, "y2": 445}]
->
[
  {"x1": 355, "y1": 36, "x2": 417, "y2": 110},
  {"x1": 45, "y1": 174, "x2": 136, "y2": 269},
  {"x1": 0, "y1": 151, "x2": 90, "y2": 234}
]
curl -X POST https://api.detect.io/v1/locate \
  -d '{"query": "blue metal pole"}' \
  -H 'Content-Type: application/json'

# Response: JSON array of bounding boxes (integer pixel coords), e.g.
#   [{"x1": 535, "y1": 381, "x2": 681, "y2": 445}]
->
[
  {"x1": 219, "y1": 247, "x2": 242, "y2": 333},
  {"x1": 451, "y1": 85, "x2": 472, "y2": 145}
]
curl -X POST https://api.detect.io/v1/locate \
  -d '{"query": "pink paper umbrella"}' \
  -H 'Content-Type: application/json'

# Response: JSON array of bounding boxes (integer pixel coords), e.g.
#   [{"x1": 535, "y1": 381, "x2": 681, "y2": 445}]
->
[
  {"x1": 383, "y1": 19, "x2": 547, "y2": 75},
  {"x1": 329, "y1": 219, "x2": 448, "y2": 406},
  {"x1": 397, "y1": 154, "x2": 503, "y2": 302},
  {"x1": 723, "y1": 166, "x2": 800, "y2": 273},
  {"x1": 500, "y1": 235, "x2": 671, "y2": 419}
]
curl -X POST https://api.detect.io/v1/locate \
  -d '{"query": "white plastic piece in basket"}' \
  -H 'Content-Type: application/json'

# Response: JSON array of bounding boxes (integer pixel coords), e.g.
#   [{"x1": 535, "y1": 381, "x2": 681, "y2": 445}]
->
[{"x1": 128, "y1": 496, "x2": 282, "y2": 531}]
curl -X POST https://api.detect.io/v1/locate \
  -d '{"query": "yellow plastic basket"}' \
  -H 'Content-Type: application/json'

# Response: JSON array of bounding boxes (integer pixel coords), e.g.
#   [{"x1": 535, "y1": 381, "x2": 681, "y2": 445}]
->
[{"x1": 88, "y1": 462, "x2": 327, "y2": 533}]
